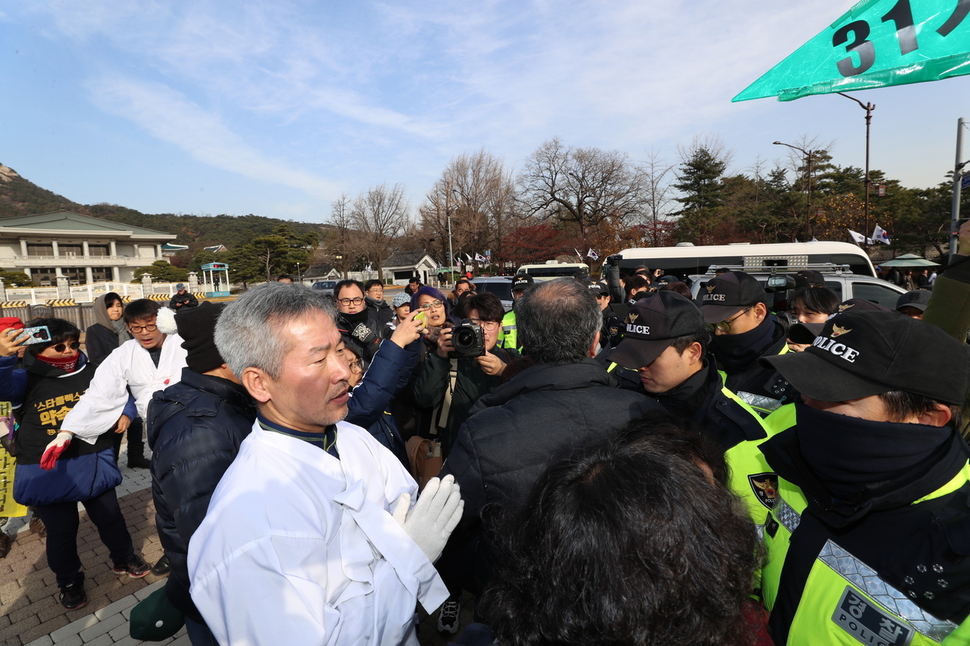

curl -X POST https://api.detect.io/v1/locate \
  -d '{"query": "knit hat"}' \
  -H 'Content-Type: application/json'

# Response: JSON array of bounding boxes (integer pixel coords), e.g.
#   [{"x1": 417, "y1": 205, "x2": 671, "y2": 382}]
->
[
  {"x1": 762, "y1": 310, "x2": 970, "y2": 405},
  {"x1": 696, "y1": 271, "x2": 765, "y2": 324},
  {"x1": 392, "y1": 292, "x2": 411, "y2": 308},
  {"x1": 176, "y1": 301, "x2": 226, "y2": 374},
  {"x1": 607, "y1": 291, "x2": 706, "y2": 368}
]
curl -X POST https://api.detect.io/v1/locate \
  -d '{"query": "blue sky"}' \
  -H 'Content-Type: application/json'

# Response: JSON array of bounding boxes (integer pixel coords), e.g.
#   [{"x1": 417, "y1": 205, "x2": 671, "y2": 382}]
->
[{"x1": 2, "y1": 0, "x2": 969, "y2": 225}]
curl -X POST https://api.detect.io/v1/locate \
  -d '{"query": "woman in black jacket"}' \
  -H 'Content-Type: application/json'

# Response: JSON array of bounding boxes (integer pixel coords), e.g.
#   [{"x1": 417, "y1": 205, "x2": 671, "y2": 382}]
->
[
  {"x1": 1, "y1": 318, "x2": 148, "y2": 610},
  {"x1": 85, "y1": 292, "x2": 129, "y2": 367}
]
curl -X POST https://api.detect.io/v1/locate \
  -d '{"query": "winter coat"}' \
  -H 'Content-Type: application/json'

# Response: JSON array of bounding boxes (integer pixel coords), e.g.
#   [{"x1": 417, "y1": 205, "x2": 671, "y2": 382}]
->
[
  {"x1": 84, "y1": 294, "x2": 131, "y2": 368},
  {"x1": 61, "y1": 335, "x2": 187, "y2": 444},
  {"x1": 146, "y1": 369, "x2": 257, "y2": 621},
  {"x1": 345, "y1": 338, "x2": 419, "y2": 468},
  {"x1": 411, "y1": 345, "x2": 519, "y2": 457}
]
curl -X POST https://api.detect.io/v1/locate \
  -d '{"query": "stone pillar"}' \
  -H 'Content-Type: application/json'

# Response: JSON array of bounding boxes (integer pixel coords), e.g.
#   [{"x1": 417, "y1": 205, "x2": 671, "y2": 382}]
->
[
  {"x1": 19, "y1": 240, "x2": 27, "y2": 256},
  {"x1": 156, "y1": 244, "x2": 162, "y2": 258},
  {"x1": 51, "y1": 240, "x2": 59, "y2": 257},
  {"x1": 109, "y1": 240, "x2": 118, "y2": 257},
  {"x1": 56, "y1": 276, "x2": 70, "y2": 299},
  {"x1": 141, "y1": 272, "x2": 153, "y2": 295},
  {"x1": 0, "y1": 279, "x2": 7, "y2": 304},
  {"x1": 112, "y1": 267, "x2": 120, "y2": 283},
  {"x1": 82, "y1": 241, "x2": 90, "y2": 258},
  {"x1": 188, "y1": 272, "x2": 200, "y2": 292},
  {"x1": 85, "y1": 267, "x2": 93, "y2": 285}
]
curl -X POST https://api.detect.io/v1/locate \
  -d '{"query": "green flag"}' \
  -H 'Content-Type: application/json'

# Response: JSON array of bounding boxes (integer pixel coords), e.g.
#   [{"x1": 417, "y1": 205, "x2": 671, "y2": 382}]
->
[{"x1": 734, "y1": 0, "x2": 970, "y2": 101}]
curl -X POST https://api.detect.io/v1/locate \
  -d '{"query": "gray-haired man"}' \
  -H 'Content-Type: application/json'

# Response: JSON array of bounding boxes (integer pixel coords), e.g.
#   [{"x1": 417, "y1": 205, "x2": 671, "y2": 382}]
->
[{"x1": 188, "y1": 284, "x2": 462, "y2": 646}]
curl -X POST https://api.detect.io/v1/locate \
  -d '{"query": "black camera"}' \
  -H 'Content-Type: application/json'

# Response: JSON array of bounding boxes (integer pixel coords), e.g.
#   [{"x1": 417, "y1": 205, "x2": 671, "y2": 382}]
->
[{"x1": 450, "y1": 319, "x2": 486, "y2": 358}]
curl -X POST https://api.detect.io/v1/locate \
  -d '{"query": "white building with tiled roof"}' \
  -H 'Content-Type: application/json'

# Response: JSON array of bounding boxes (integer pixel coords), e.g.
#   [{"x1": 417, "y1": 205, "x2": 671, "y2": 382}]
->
[{"x1": 0, "y1": 211, "x2": 177, "y2": 285}]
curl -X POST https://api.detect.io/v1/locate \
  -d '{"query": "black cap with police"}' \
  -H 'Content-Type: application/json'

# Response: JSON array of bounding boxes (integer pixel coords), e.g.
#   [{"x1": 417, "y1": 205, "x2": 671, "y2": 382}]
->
[
  {"x1": 763, "y1": 310, "x2": 970, "y2": 406},
  {"x1": 607, "y1": 291, "x2": 706, "y2": 369},
  {"x1": 697, "y1": 271, "x2": 765, "y2": 325}
]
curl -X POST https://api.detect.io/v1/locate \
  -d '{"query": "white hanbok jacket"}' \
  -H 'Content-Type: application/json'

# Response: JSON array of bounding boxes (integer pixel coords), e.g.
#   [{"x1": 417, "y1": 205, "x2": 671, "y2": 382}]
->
[
  {"x1": 63, "y1": 335, "x2": 187, "y2": 444},
  {"x1": 188, "y1": 420, "x2": 449, "y2": 646}
]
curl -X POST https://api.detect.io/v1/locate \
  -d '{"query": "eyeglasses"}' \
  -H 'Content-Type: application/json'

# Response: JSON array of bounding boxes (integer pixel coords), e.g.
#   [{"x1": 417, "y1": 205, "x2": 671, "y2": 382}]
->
[
  {"x1": 349, "y1": 359, "x2": 363, "y2": 373},
  {"x1": 337, "y1": 297, "x2": 364, "y2": 306},
  {"x1": 418, "y1": 300, "x2": 445, "y2": 311},
  {"x1": 128, "y1": 323, "x2": 158, "y2": 334},
  {"x1": 469, "y1": 318, "x2": 500, "y2": 331},
  {"x1": 51, "y1": 341, "x2": 80, "y2": 353},
  {"x1": 707, "y1": 308, "x2": 752, "y2": 334}
]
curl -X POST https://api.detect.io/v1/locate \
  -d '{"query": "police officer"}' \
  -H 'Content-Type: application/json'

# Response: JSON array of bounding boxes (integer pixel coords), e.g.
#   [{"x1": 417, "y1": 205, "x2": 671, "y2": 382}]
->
[
  {"x1": 759, "y1": 311, "x2": 970, "y2": 645},
  {"x1": 698, "y1": 271, "x2": 794, "y2": 415},
  {"x1": 605, "y1": 291, "x2": 779, "y2": 524},
  {"x1": 498, "y1": 275, "x2": 533, "y2": 351}
]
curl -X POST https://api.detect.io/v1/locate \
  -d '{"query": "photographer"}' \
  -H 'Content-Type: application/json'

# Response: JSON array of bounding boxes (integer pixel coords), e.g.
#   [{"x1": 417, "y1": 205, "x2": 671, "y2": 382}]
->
[{"x1": 411, "y1": 292, "x2": 518, "y2": 458}]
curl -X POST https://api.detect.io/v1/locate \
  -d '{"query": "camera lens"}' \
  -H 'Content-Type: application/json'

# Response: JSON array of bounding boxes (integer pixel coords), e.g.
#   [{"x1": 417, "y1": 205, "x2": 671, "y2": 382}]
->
[{"x1": 453, "y1": 327, "x2": 475, "y2": 349}]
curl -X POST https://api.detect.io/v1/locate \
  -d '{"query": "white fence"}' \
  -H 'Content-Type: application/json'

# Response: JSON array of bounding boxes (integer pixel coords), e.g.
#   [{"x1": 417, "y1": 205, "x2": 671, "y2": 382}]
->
[{"x1": 0, "y1": 281, "x2": 185, "y2": 305}]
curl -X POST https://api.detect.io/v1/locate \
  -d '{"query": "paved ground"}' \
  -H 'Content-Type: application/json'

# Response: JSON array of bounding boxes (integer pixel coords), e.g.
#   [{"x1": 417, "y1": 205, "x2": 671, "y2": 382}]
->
[{"x1": 1, "y1": 443, "x2": 474, "y2": 646}]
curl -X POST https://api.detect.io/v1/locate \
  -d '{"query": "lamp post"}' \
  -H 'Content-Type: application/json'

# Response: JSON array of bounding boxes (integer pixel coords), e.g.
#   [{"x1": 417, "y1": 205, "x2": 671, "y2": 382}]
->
[
  {"x1": 837, "y1": 92, "x2": 875, "y2": 249},
  {"x1": 773, "y1": 141, "x2": 815, "y2": 241},
  {"x1": 951, "y1": 117, "x2": 967, "y2": 259}
]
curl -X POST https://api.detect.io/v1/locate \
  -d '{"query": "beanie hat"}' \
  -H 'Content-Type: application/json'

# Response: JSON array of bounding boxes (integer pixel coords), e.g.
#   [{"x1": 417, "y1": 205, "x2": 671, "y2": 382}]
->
[
  {"x1": 177, "y1": 301, "x2": 226, "y2": 374},
  {"x1": 392, "y1": 292, "x2": 411, "y2": 308}
]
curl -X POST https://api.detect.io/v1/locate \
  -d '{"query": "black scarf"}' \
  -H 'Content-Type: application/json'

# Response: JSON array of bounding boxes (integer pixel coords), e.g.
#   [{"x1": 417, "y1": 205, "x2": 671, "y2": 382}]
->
[{"x1": 764, "y1": 403, "x2": 968, "y2": 527}]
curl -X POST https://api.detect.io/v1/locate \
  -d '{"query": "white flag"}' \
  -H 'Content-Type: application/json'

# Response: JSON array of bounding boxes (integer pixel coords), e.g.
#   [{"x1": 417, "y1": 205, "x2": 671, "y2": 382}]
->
[
  {"x1": 872, "y1": 225, "x2": 891, "y2": 245},
  {"x1": 848, "y1": 229, "x2": 867, "y2": 245},
  {"x1": 574, "y1": 248, "x2": 584, "y2": 261},
  {"x1": 586, "y1": 248, "x2": 599, "y2": 261}
]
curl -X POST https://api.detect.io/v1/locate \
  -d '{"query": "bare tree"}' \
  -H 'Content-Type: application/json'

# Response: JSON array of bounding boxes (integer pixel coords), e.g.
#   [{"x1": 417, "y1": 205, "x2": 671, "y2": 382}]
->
[
  {"x1": 351, "y1": 183, "x2": 410, "y2": 279},
  {"x1": 641, "y1": 150, "x2": 676, "y2": 246},
  {"x1": 518, "y1": 138, "x2": 646, "y2": 244},
  {"x1": 318, "y1": 194, "x2": 367, "y2": 278},
  {"x1": 419, "y1": 149, "x2": 520, "y2": 268}
]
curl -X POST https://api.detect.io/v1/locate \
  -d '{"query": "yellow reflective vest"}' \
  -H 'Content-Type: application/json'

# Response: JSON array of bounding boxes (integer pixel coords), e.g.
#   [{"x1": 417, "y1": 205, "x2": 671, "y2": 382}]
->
[{"x1": 760, "y1": 405, "x2": 970, "y2": 645}]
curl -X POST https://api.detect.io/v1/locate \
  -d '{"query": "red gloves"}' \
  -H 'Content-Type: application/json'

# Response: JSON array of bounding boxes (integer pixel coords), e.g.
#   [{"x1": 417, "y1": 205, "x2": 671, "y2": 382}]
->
[{"x1": 40, "y1": 432, "x2": 72, "y2": 470}]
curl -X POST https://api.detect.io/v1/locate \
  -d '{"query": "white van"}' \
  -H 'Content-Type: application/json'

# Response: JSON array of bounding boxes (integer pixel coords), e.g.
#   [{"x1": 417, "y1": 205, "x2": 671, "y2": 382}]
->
[
  {"x1": 616, "y1": 242, "x2": 876, "y2": 278},
  {"x1": 516, "y1": 262, "x2": 590, "y2": 279}
]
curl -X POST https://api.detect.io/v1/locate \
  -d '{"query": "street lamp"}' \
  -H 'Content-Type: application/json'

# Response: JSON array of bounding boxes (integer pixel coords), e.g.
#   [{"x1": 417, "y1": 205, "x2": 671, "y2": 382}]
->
[
  {"x1": 773, "y1": 141, "x2": 815, "y2": 241},
  {"x1": 837, "y1": 92, "x2": 875, "y2": 249}
]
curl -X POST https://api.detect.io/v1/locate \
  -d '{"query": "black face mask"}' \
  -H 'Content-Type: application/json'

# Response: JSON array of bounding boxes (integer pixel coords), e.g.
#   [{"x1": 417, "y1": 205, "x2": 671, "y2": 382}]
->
[{"x1": 710, "y1": 315, "x2": 775, "y2": 372}]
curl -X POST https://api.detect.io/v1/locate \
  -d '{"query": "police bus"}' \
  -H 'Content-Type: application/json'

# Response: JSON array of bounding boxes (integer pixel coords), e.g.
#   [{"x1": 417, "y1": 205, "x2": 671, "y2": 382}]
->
[
  {"x1": 516, "y1": 261, "x2": 590, "y2": 279},
  {"x1": 615, "y1": 241, "x2": 876, "y2": 278}
]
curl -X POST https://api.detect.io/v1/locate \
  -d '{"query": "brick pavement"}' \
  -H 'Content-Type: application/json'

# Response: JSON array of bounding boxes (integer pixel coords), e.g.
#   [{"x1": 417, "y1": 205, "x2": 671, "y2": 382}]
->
[{"x1": 0, "y1": 456, "x2": 174, "y2": 646}]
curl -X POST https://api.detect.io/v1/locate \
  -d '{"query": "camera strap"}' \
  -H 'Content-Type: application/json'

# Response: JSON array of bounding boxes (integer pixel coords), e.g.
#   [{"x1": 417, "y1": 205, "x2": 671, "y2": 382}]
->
[{"x1": 434, "y1": 359, "x2": 460, "y2": 435}]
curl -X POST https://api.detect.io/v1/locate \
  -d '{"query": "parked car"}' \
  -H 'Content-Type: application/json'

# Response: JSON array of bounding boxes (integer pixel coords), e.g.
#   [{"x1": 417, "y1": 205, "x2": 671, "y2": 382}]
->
[
  {"x1": 472, "y1": 276, "x2": 515, "y2": 312},
  {"x1": 688, "y1": 266, "x2": 906, "y2": 312},
  {"x1": 311, "y1": 280, "x2": 338, "y2": 299}
]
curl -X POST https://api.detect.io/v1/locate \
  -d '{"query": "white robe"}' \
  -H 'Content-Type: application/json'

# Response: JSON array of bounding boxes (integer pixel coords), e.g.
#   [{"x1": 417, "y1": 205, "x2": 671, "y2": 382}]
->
[
  {"x1": 63, "y1": 335, "x2": 187, "y2": 444},
  {"x1": 188, "y1": 420, "x2": 448, "y2": 646}
]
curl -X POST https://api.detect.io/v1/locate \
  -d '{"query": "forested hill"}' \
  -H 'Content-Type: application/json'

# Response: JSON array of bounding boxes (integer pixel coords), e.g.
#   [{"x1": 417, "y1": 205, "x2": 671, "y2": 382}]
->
[{"x1": 0, "y1": 163, "x2": 325, "y2": 250}]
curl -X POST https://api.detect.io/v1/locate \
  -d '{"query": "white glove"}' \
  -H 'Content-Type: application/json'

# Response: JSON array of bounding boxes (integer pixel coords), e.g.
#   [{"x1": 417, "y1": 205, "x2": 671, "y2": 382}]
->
[{"x1": 392, "y1": 475, "x2": 464, "y2": 563}]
